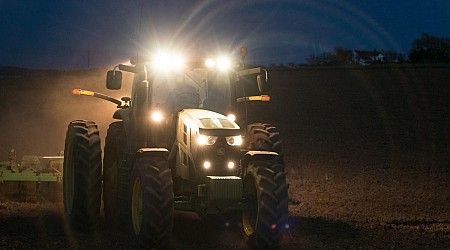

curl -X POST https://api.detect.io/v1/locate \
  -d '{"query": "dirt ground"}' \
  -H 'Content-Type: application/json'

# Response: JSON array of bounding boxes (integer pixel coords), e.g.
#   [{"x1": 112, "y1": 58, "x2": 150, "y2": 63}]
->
[{"x1": 0, "y1": 66, "x2": 449, "y2": 249}]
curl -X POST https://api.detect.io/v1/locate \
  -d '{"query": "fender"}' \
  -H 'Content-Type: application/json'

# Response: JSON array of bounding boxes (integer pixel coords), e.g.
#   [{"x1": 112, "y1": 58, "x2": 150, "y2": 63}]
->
[
  {"x1": 129, "y1": 148, "x2": 169, "y2": 171},
  {"x1": 112, "y1": 109, "x2": 134, "y2": 153},
  {"x1": 240, "y1": 150, "x2": 279, "y2": 170}
]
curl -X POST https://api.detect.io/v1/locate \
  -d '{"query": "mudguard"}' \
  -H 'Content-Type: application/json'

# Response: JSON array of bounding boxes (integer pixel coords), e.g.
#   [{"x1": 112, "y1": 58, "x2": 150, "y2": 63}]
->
[
  {"x1": 240, "y1": 150, "x2": 279, "y2": 169},
  {"x1": 130, "y1": 148, "x2": 169, "y2": 170}
]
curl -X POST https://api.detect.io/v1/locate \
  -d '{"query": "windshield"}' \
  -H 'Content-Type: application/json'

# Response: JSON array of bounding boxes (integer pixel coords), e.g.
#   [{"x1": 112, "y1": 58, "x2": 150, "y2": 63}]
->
[{"x1": 150, "y1": 67, "x2": 232, "y2": 115}]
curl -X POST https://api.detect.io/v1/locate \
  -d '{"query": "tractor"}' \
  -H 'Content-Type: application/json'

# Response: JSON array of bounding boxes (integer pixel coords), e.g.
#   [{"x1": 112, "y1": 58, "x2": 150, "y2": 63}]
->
[{"x1": 63, "y1": 48, "x2": 288, "y2": 249}]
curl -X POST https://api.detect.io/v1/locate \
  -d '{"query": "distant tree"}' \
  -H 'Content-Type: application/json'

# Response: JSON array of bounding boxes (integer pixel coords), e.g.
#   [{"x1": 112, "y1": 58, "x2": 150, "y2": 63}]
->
[
  {"x1": 383, "y1": 50, "x2": 405, "y2": 63},
  {"x1": 409, "y1": 33, "x2": 450, "y2": 63},
  {"x1": 287, "y1": 62, "x2": 297, "y2": 68},
  {"x1": 269, "y1": 63, "x2": 277, "y2": 69},
  {"x1": 278, "y1": 63, "x2": 287, "y2": 69},
  {"x1": 268, "y1": 63, "x2": 287, "y2": 70},
  {"x1": 334, "y1": 47, "x2": 353, "y2": 65},
  {"x1": 306, "y1": 52, "x2": 336, "y2": 66}
]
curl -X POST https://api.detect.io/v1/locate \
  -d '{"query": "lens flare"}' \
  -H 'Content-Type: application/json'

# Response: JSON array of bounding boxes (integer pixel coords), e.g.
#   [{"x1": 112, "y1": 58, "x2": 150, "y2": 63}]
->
[{"x1": 151, "y1": 111, "x2": 164, "y2": 122}]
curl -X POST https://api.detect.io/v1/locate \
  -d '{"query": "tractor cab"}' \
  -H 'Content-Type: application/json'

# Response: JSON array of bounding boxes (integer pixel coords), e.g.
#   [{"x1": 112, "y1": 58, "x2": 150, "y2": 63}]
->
[{"x1": 107, "y1": 53, "x2": 270, "y2": 129}]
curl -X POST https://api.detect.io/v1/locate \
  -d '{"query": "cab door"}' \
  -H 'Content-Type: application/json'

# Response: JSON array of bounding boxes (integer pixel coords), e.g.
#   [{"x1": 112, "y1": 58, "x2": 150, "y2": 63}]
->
[{"x1": 176, "y1": 117, "x2": 191, "y2": 179}]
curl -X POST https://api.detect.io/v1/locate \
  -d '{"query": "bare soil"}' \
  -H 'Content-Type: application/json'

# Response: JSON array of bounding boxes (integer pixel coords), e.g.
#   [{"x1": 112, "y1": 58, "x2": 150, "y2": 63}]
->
[{"x1": 0, "y1": 66, "x2": 449, "y2": 249}]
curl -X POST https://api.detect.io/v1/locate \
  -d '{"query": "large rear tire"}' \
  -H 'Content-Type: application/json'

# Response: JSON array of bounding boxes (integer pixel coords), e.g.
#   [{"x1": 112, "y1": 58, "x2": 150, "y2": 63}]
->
[
  {"x1": 103, "y1": 122, "x2": 127, "y2": 228},
  {"x1": 242, "y1": 159, "x2": 289, "y2": 249},
  {"x1": 129, "y1": 156, "x2": 174, "y2": 248},
  {"x1": 63, "y1": 120, "x2": 102, "y2": 231}
]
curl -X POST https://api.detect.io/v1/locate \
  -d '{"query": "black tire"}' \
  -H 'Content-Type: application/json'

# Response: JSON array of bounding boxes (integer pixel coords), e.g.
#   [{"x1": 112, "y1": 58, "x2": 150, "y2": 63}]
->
[
  {"x1": 129, "y1": 156, "x2": 174, "y2": 248},
  {"x1": 63, "y1": 120, "x2": 102, "y2": 231},
  {"x1": 242, "y1": 159, "x2": 289, "y2": 249},
  {"x1": 103, "y1": 122, "x2": 127, "y2": 227},
  {"x1": 246, "y1": 123, "x2": 284, "y2": 165},
  {"x1": 263, "y1": 124, "x2": 283, "y2": 154},
  {"x1": 248, "y1": 123, "x2": 283, "y2": 153}
]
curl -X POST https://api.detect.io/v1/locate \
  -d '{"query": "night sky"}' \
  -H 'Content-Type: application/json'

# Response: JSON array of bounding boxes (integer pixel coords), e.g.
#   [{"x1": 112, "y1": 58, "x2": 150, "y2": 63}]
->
[{"x1": 1, "y1": 0, "x2": 449, "y2": 69}]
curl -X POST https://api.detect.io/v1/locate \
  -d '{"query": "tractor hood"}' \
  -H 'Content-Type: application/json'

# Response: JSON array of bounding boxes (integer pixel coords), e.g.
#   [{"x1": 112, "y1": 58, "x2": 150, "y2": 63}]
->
[{"x1": 179, "y1": 109, "x2": 240, "y2": 136}]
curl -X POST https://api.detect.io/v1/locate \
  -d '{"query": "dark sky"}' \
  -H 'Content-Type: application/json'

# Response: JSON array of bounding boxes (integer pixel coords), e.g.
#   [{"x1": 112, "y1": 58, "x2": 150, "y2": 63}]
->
[{"x1": 1, "y1": 0, "x2": 449, "y2": 69}]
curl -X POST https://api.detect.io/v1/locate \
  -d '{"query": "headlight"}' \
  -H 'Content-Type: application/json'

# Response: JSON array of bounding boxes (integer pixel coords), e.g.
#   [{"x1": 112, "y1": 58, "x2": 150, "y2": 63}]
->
[
  {"x1": 150, "y1": 111, "x2": 164, "y2": 122},
  {"x1": 217, "y1": 57, "x2": 231, "y2": 71},
  {"x1": 204, "y1": 56, "x2": 231, "y2": 71},
  {"x1": 198, "y1": 135, "x2": 218, "y2": 145},
  {"x1": 226, "y1": 135, "x2": 242, "y2": 146},
  {"x1": 153, "y1": 51, "x2": 185, "y2": 71},
  {"x1": 205, "y1": 58, "x2": 216, "y2": 68},
  {"x1": 203, "y1": 161, "x2": 211, "y2": 169},
  {"x1": 227, "y1": 114, "x2": 236, "y2": 122}
]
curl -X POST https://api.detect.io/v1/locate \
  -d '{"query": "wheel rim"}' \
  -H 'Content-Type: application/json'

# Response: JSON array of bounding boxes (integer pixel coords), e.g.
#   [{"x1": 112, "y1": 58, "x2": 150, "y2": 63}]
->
[
  {"x1": 242, "y1": 176, "x2": 257, "y2": 236},
  {"x1": 64, "y1": 143, "x2": 75, "y2": 213},
  {"x1": 131, "y1": 177, "x2": 143, "y2": 235}
]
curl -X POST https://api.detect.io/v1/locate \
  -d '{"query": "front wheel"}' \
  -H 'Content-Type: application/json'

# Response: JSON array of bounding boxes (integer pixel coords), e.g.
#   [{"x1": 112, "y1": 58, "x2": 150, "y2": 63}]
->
[
  {"x1": 129, "y1": 156, "x2": 174, "y2": 248},
  {"x1": 63, "y1": 120, "x2": 102, "y2": 231},
  {"x1": 246, "y1": 123, "x2": 284, "y2": 164},
  {"x1": 242, "y1": 160, "x2": 289, "y2": 249}
]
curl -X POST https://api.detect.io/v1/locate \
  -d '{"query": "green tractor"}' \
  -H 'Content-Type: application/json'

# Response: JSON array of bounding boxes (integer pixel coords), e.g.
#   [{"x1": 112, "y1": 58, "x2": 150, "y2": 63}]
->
[{"x1": 63, "y1": 48, "x2": 288, "y2": 248}]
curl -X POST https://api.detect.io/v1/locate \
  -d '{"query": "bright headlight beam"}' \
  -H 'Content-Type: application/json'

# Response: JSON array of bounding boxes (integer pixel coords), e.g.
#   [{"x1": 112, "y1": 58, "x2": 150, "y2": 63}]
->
[
  {"x1": 153, "y1": 51, "x2": 185, "y2": 71},
  {"x1": 217, "y1": 57, "x2": 230, "y2": 71},
  {"x1": 151, "y1": 111, "x2": 164, "y2": 122},
  {"x1": 205, "y1": 58, "x2": 216, "y2": 68},
  {"x1": 173, "y1": 55, "x2": 185, "y2": 70},
  {"x1": 197, "y1": 135, "x2": 218, "y2": 145},
  {"x1": 227, "y1": 114, "x2": 236, "y2": 122},
  {"x1": 198, "y1": 135, "x2": 208, "y2": 145},
  {"x1": 154, "y1": 52, "x2": 170, "y2": 70}
]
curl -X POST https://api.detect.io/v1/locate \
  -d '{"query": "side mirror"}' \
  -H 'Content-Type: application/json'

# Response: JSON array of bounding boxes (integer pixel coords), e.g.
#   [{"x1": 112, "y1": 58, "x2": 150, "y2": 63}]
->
[
  {"x1": 106, "y1": 70, "x2": 122, "y2": 90},
  {"x1": 257, "y1": 69, "x2": 271, "y2": 93},
  {"x1": 236, "y1": 67, "x2": 272, "y2": 94}
]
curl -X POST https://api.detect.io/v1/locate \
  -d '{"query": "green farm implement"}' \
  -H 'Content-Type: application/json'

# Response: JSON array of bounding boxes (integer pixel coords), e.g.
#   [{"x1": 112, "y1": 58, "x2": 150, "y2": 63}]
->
[{"x1": 0, "y1": 149, "x2": 63, "y2": 200}]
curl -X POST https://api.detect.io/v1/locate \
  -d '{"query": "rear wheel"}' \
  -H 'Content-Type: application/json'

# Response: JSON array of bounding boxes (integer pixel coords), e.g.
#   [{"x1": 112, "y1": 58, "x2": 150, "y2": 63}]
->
[
  {"x1": 129, "y1": 156, "x2": 174, "y2": 248},
  {"x1": 242, "y1": 159, "x2": 289, "y2": 249},
  {"x1": 63, "y1": 120, "x2": 102, "y2": 231},
  {"x1": 103, "y1": 122, "x2": 127, "y2": 227}
]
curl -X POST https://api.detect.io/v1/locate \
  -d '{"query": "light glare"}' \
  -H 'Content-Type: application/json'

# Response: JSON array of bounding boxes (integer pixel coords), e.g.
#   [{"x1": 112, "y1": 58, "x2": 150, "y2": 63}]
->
[
  {"x1": 227, "y1": 114, "x2": 236, "y2": 122},
  {"x1": 197, "y1": 135, "x2": 217, "y2": 145},
  {"x1": 153, "y1": 51, "x2": 185, "y2": 71},
  {"x1": 198, "y1": 135, "x2": 207, "y2": 145},
  {"x1": 217, "y1": 57, "x2": 231, "y2": 70},
  {"x1": 205, "y1": 58, "x2": 216, "y2": 68},
  {"x1": 173, "y1": 55, "x2": 185, "y2": 70},
  {"x1": 151, "y1": 111, "x2": 163, "y2": 122}
]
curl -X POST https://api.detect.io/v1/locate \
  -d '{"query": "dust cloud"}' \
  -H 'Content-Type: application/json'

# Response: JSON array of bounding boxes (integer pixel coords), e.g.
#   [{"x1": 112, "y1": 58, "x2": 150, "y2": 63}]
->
[{"x1": 0, "y1": 68, "x2": 132, "y2": 159}]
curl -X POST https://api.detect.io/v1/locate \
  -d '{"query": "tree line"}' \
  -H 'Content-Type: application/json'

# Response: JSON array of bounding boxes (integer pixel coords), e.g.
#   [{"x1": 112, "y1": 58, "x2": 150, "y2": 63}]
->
[{"x1": 273, "y1": 33, "x2": 450, "y2": 68}]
